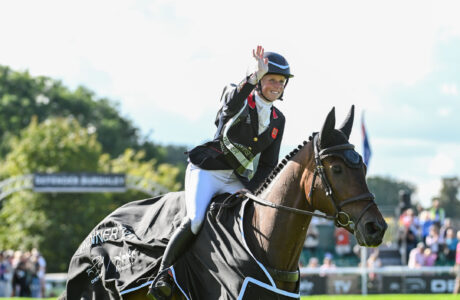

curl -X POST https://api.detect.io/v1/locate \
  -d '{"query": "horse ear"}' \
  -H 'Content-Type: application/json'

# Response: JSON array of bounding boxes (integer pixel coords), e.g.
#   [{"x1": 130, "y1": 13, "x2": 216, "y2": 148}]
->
[
  {"x1": 319, "y1": 107, "x2": 336, "y2": 148},
  {"x1": 338, "y1": 105, "x2": 355, "y2": 139}
]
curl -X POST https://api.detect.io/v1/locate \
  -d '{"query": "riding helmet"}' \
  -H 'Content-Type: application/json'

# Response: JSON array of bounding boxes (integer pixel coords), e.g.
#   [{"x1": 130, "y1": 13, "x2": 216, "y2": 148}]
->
[
  {"x1": 264, "y1": 52, "x2": 294, "y2": 79},
  {"x1": 259, "y1": 52, "x2": 293, "y2": 100}
]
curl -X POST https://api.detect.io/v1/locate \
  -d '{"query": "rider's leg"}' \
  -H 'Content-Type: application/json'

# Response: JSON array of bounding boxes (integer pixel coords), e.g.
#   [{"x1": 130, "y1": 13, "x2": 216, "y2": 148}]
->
[
  {"x1": 158, "y1": 164, "x2": 244, "y2": 270},
  {"x1": 149, "y1": 164, "x2": 245, "y2": 299},
  {"x1": 184, "y1": 163, "x2": 243, "y2": 232},
  {"x1": 217, "y1": 168, "x2": 245, "y2": 195},
  {"x1": 157, "y1": 218, "x2": 194, "y2": 274},
  {"x1": 149, "y1": 163, "x2": 220, "y2": 299},
  {"x1": 185, "y1": 163, "x2": 221, "y2": 234}
]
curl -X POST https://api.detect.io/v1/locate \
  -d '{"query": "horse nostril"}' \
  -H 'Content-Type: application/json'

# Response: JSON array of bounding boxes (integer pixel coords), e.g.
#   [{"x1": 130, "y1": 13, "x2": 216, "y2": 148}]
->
[{"x1": 365, "y1": 221, "x2": 384, "y2": 236}]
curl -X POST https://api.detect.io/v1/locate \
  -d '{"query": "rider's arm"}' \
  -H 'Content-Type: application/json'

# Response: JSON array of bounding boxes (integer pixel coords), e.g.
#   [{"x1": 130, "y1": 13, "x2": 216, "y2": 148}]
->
[
  {"x1": 219, "y1": 79, "x2": 256, "y2": 117},
  {"x1": 219, "y1": 46, "x2": 268, "y2": 118}
]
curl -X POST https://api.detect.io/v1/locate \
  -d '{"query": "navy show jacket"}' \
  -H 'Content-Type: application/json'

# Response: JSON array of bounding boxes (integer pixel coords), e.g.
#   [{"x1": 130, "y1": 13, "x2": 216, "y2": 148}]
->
[{"x1": 187, "y1": 77, "x2": 285, "y2": 192}]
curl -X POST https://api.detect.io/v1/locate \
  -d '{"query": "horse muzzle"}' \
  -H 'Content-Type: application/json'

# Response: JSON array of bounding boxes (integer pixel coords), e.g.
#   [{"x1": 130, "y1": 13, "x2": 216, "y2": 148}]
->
[{"x1": 355, "y1": 218, "x2": 387, "y2": 247}]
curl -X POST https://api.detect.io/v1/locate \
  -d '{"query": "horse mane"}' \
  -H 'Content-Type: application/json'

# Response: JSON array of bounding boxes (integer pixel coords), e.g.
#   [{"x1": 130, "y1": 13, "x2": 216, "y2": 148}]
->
[{"x1": 254, "y1": 134, "x2": 315, "y2": 196}]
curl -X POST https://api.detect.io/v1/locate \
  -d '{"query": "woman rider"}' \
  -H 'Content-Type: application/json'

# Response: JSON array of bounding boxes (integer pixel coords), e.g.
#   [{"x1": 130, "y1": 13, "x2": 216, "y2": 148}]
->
[{"x1": 149, "y1": 45, "x2": 293, "y2": 299}]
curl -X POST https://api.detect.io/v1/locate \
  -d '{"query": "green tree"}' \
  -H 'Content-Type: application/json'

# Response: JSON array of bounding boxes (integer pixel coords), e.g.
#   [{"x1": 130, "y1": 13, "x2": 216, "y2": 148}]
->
[
  {"x1": 0, "y1": 65, "x2": 188, "y2": 181},
  {"x1": 0, "y1": 65, "x2": 139, "y2": 157},
  {"x1": 436, "y1": 176, "x2": 460, "y2": 218},
  {"x1": 0, "y1": 117, "x2": 181, "y2": 271},
  {"x1": 140, "y1": 142, "x2": 188, "y2": 183},
  {"x1": 99, "y1": 149, "x2": 181, "y2": 208},
  {"x1": 366, "y1": 176, "x2": 416, "y2": 216},
  {"x1": 0, "y1": 117, "x2": 108, "y2": 271}
]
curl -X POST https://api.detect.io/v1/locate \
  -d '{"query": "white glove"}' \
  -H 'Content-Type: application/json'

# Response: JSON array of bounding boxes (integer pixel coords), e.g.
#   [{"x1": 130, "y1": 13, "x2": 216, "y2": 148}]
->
[{"x1": 248, "y1": 45, "x2": 269, "y2": 84}]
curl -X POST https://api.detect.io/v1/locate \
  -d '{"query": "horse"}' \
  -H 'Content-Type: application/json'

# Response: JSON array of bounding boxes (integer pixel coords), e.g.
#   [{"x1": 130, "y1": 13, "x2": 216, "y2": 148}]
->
[{"x1": 65, "y1": 105, "x2": 387, "y2": 300}]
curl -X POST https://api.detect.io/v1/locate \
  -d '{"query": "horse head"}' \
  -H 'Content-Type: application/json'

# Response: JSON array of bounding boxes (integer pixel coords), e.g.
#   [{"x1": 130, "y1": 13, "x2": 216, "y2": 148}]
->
[{"x1": 306, "y1": 105, "x2": 387, "y2": 247}]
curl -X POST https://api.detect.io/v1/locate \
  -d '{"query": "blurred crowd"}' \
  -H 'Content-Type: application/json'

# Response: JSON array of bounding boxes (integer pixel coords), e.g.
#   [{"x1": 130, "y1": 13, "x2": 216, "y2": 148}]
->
[
  {"x1": 0, "y1": 248, "x2": 46, "y2": 297},
  {"x1": 398, "y1": 199, "x2": 459, "y2": 268},
  {"x1": 301, "y1": 198, "x2": 459, "y2": 268},
  {"x1": 300, "y1": 217, "x2": 358, "y2": 271},
  {"x1": 299, "y1": 197, "x2": 460, "y2": 294}
]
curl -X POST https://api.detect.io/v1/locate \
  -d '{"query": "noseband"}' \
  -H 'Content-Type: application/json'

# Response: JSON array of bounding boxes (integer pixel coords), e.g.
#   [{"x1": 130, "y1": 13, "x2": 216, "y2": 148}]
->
[
  {"x1": 308, "y1": 134, "x2": 376, "y2": 231},
  {"x1": 243, "y1": 134, "x2": 376, "y2": 229},
  {"x1": 240, "y1": 134, "x2": 376, "y2": 284}
]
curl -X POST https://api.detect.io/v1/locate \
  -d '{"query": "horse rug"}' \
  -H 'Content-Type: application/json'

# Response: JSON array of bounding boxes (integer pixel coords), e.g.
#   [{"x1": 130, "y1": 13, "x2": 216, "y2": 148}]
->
[{"x1": 63, "y1": 191, "x2": 300, "y2": 299}]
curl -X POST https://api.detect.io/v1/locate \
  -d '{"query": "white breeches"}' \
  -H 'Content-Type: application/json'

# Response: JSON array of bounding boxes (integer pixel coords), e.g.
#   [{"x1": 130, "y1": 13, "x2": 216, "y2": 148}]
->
[{"x1": 185, "y1": 163, "x2": 244, "y2": 234}]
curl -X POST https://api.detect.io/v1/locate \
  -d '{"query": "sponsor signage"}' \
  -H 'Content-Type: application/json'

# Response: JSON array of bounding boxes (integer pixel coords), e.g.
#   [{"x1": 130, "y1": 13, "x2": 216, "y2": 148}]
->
[
  {"x1": 300, "y1": 275, "x2": 360, "y2": 295},
  {"x1": 382, "y1": 275, "x2": 456, "y2": 294},
  {"x1": 33, "y1": 173, "x2": 126, "y2": 193},
  {"x1": 300, "y1": 274, "x2": 456, "y2": 295}
]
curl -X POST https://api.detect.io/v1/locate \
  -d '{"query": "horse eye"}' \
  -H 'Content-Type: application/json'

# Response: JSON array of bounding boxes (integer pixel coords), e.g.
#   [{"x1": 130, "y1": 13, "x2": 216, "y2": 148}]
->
[{"x1": 332, "y1": 165, "x2": 342, "y2": 174}]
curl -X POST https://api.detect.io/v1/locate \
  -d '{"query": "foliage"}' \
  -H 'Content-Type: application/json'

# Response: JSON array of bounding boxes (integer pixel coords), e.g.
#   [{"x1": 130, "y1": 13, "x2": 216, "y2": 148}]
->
[
  {"x1": 141, "y1": 143, "x2": 187, "y2": 183},
  {"x1": 366, "y1": 176, "x2": 416, "y2": 216},
  {"x1": 0, "y1": 117, "x2": 105, "y2": 271},
  {"x1": 0, "y1": 66, "x2": 186, "y2": 272},
  {"x1": 0, "y1": 65, "x2": 188, "y2": 166},
  {"x1": 99, "y1": 149, "x2": 181, "y2": 208},
  {"x1": 0, "y1": 64, "x2": 187, "y2": 181},
  {"x1": 100, "y1": 149, "x2": 181, "y2": 191},
  {"x1": 436, "y1": 176, "x2": 460, "y2": 218},
  {"x1": 0, "y1": 116, "x2": 101, "y2": 175},
  {"x1": 0, "y1": 66, "x2": 119, "y2": 156},
  {"x1": 0, "y1": 117, "x2": 181, "y2": 272}
]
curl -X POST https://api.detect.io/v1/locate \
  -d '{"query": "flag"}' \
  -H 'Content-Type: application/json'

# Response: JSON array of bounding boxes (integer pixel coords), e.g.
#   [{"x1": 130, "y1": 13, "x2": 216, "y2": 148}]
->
[{"x1": 361, "y1": 112, "x2": 372, "y2": 167}]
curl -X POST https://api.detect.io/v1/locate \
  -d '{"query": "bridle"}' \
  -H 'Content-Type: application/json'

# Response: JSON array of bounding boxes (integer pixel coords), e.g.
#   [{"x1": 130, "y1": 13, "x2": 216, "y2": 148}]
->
[
  {"x1": 244, "y1": 133, "x2": 376, "y2": 232},
  {"x1": 307, "y1": 133, "x2": 376, "y2": 231},
  {"x1": 240, "y1": 134, "x2": 376, "y2": 284}
]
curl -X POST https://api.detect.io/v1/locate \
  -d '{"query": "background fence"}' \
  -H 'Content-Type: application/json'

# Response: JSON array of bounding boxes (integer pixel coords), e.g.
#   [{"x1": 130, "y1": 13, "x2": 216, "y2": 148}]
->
[{"x1": 44, "y1": 264, "x2": 457, "y2": 297}]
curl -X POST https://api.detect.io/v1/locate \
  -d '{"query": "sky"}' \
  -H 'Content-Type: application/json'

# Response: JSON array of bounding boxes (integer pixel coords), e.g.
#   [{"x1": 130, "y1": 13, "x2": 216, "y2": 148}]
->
[{"x1": 1, "y1": 0, "x2": 460, "y2": 207}]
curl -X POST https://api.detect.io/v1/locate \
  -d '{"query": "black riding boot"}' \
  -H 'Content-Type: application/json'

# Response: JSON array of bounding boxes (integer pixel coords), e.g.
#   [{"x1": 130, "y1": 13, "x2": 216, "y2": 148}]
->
[{"x1": 148, "y1": 219, "x2": 195, "y2": 300}]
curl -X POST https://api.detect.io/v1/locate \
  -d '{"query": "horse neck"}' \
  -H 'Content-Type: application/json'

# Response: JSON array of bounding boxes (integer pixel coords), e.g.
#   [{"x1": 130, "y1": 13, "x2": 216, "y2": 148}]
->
[{"x1": 246, "y1": 144, "x2": 315, "y2": 284}]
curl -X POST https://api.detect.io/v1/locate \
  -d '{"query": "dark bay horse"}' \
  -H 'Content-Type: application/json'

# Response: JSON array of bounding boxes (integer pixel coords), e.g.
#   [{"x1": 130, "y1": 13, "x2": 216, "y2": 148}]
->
[{"x1": 123, "y1": 105, "x2": 387, "y2": 299}]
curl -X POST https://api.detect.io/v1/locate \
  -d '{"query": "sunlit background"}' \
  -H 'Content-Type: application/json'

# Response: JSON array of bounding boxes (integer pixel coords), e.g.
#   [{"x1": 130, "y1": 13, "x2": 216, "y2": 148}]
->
[{"x1": 2, "y1": 0, "x2": 460, "y2": 207}]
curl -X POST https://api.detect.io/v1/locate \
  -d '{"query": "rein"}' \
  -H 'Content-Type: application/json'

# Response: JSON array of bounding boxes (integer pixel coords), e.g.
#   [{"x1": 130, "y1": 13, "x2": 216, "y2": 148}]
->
[
  {"x1": 245, "y1": 135, "x2": 375, "y2": 229},
  {"x1": 243, "y1": 192, "x2": 335, "y2": 220},
  {"x1": 243, "y1": 135, "x2": 376, "y2": 284}
]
